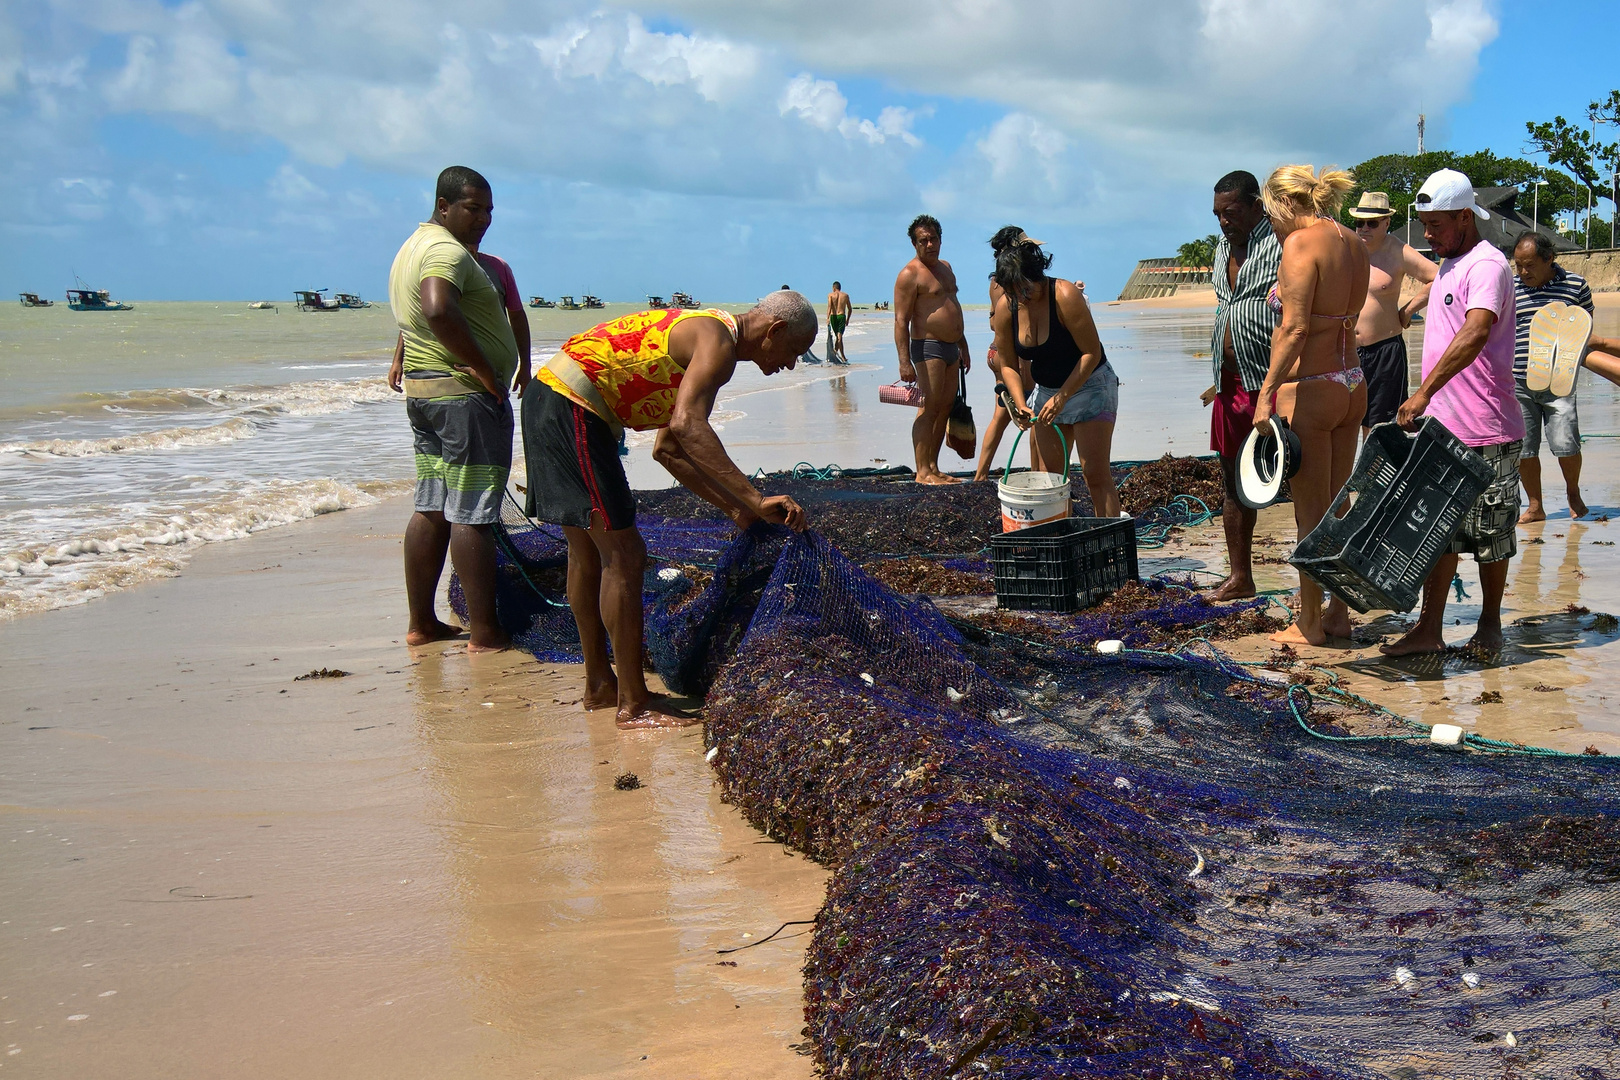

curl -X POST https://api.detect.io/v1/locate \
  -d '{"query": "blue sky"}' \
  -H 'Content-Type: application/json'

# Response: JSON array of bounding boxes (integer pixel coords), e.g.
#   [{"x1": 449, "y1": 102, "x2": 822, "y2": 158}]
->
[{"x1": 1, "y1": 0, "x2": 1614, "y2": 304}]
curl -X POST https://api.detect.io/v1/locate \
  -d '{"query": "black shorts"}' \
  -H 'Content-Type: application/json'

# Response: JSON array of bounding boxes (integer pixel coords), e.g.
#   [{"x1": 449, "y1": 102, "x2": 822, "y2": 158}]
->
[
  {"x1": 520, "y1": 381, "x2": 637, "y2": 531},
  {"x1": 1357, "y1": 334, "x2": 1409, "y2": 427}
]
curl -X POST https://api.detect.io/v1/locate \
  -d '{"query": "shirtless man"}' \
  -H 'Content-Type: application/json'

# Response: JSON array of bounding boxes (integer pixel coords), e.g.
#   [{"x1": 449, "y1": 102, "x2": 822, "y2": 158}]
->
[
  {"x1": 893, "y1": 214, "x2": 972, "y2": 484},
  {"x1": 827, "y1": 281, "x2": 852, "y2": 364},
  {"x1": 1350, "y1": 192, "x2": 1435, "y2": 433}
]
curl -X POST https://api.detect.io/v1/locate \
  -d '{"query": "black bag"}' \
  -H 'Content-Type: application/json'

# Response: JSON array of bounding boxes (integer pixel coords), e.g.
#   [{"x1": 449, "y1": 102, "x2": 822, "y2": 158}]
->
[{"x1": 945, "y1": 366, "x2": 976, "y2": 459}]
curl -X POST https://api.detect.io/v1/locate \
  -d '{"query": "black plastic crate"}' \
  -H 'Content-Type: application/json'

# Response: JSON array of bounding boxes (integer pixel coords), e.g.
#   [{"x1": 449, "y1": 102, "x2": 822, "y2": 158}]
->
[
  {"x1": 991, "y1": 516, "x2": 1139, "y2": 613},
  {"x1": 1291, "y1": 417, "x2": 1496, "y2": 614}
]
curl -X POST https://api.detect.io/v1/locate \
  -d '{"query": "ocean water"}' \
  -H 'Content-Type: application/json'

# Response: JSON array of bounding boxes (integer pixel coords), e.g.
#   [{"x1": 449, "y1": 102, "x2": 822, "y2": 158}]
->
[{"x1": 13, "y1": 295, "x2": 1610, "y2": 621}]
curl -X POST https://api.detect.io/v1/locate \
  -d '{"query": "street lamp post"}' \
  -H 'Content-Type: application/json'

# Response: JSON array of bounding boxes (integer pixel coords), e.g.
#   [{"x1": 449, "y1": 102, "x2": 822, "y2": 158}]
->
[{"x1": 1534, "y1": 179, "x2": 1548, "y2": 236}]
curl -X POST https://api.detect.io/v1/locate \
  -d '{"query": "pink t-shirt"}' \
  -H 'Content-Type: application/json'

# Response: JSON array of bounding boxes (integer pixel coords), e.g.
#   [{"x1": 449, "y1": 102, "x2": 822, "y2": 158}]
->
[
  {"x1": 475, "y1": 252, "x2": 524, "y2": 316},
  {"x1": 1420, "y1": 239, "x2": 1523, "y2": 447}
]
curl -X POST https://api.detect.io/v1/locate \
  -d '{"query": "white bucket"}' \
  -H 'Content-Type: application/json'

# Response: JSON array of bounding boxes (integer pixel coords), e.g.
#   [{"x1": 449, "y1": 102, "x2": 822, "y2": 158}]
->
[
  {"x1": 998, "y1": 470, "x2": 1071, "y2": 531},
  {"x1": 997, "y1": 424, "x2": 1073, "y2": 531}
]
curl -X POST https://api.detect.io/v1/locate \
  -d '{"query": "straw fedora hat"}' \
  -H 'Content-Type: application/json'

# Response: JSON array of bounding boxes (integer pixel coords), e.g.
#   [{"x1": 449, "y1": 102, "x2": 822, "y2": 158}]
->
[{"x1": 1349, "y1": 191, "x2": 1395, "y2": 219}]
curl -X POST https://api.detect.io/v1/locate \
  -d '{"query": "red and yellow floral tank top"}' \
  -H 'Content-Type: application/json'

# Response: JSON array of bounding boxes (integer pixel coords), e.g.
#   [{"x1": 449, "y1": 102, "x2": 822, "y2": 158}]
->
[{"x1": 537, "y1": 308, "x2": 738, "y2": 431}]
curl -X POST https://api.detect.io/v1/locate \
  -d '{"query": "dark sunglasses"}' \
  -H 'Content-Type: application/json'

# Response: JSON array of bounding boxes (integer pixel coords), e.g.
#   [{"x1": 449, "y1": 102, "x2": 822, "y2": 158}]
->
[{"x1": 1353, "y1": 217, "x2": 1389, "y2": 229}]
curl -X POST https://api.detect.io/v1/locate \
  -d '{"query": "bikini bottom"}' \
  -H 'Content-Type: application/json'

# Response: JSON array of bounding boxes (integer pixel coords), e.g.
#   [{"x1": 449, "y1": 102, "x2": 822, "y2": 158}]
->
[{"x1": 1293, "y1": 366, "x2": 1365, "y2": 391}]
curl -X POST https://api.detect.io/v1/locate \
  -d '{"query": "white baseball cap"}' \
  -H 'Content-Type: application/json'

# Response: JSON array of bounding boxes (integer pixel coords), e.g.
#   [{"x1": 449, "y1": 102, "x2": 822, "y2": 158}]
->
[{"x1": 1413, "y1": 168, "x2": 1488, "y2": 220}]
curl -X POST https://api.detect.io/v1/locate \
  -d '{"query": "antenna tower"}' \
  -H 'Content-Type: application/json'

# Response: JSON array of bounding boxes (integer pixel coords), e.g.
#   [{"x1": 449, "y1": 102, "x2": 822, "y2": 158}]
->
[{"x1": 1417, "y1": 114, "x2": 1426, "y2": 155}]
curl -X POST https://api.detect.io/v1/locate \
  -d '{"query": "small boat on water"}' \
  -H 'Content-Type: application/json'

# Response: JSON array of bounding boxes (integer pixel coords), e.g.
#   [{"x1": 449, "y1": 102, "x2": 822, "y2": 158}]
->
[
  {"x1": 671, "y1": 291, "x2": 700, "y2": 309},
  {"x1": 558, "y1": 295, "x2": 582, "y2": 311},
  {"x1": 248, "y1": 301, "x2": 277, "y2": 310},
  {"x1": 647, "y1": 295, "x2": 668, "y2": 308},
  {"x1": 66, "y1": 288, "x2": 132, "y2": 311},
  {"x1": 334, "y1": 293, "x2": 370, "y2": 309},
  {"x1": 528, "y1": 296, "x2": 556, "y2": 309},
  {"x1": 19, "y1": 292, "x2": 54, "y2": 308},
  {"x1": 294, "y1": 289, "x2": 341, "y2": 312},
  {"x1": 582, "y1": 295, "x2": 605, "y2": 309}
]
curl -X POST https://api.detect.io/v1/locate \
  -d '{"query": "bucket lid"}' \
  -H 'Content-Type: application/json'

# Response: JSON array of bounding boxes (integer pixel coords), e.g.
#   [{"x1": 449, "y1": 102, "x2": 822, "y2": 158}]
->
[{"x1": 1237, "y1": 416, "x2": 1301, "y2": 509}]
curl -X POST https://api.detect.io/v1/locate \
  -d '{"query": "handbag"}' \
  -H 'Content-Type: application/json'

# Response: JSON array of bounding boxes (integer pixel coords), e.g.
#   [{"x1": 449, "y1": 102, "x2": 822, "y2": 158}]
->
[
  {"x1": 879, "y1": 380, "x2": 925, "y2": 407},
  {"x1": 945, "y1": 367, "x2": 977, "y2": 459}
]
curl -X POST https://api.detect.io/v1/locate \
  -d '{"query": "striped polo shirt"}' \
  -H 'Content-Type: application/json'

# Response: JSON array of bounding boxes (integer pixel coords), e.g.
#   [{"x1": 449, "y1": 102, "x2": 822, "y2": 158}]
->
[
  {"x1": 1513, "y1": 265, "x2": 1594, "y2": 382},
  {"x1": 1210, "y1": 218, "x2": 1282, "y2": 391}
]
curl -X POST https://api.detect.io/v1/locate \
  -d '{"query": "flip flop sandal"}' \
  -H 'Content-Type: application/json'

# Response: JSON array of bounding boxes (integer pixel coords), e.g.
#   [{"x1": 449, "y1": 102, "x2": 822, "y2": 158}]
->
[
  {"x1": 1548, "y1": 302, "x2": 1593, "y2": 398},
  {"x1": 1523, "y1": 301, "x2": 1565, "y2": 393}
]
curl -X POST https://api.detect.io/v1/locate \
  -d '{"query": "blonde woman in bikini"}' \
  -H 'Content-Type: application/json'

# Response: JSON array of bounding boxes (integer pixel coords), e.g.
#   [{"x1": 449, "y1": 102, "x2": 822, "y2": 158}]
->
[{"x1": 1252, "y1": 165, "x2": 1370, "y2": 647}]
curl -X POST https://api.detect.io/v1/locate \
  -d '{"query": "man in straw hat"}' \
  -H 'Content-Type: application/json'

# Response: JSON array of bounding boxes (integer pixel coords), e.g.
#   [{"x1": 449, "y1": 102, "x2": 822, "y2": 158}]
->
[
  {"x1": 1351, "y1": 191, "x2": 1435, "y2": 434},
  {"x1": 1383, "y1": 169, "x2": 1522, "y2": 659}
]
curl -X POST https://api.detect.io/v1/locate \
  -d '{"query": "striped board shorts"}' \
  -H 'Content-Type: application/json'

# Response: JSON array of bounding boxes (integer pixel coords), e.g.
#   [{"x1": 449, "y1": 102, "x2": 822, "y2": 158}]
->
[
  {"x1": 407, "y1": 389, "x2": 512, "y2": 526},
  {"x1": 1448, "y1": 439, "x2": 1522, "y2": 564}
]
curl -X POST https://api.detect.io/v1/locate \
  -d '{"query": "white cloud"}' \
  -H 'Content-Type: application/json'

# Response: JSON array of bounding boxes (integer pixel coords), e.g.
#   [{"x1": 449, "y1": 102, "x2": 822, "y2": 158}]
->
[
  {"x1": 268, "y1": 164, "x2": 323, "y2": 203},
  {"x1": 780, "y1": 73, "x2": 922, "y2": 146}
]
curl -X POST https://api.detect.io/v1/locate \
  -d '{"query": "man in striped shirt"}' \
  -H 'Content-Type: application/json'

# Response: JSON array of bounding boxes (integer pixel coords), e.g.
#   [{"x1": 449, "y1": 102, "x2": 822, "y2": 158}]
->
[
  {"x1": 1511, "y1": 232, "x2": 1594, "y2": 522},
  {"x1": 1204, "y1": 170, "x2": 1283, "y2": 600}
]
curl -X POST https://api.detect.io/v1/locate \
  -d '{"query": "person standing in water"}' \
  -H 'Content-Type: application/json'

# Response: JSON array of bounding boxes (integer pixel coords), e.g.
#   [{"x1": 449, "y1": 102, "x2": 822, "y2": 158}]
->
[
  {"x1": 1350, "y1": 192, "x2": 1434, "y2": 435},
  {"x1": 827, "y1": 281, "x2": 852, "y2": 364},
  {"x1": 521, "y1": 292, "x2": 815, "y2": 728},
  {"x1": 893, "y1": 214, "x2": 972, "y2": 484},
  {"x1": 387, "y1": 165, "x2": 519, "y2": 653},
  {"x1": 988, "y1": 228, "x2": 1120, "y2": 516},
  {"x1": 1382, "y1": 169, "x2": 1523, "y2": 659},
  {"x1": 1204, "y1": 170, "x2": 1282, "y2": 600}
]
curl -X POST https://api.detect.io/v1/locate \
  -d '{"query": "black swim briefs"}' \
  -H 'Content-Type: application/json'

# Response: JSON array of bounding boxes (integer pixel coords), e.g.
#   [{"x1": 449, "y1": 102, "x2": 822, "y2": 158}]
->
[
  {"x1": 520, "y1": 381, "x2": 637, "y2": 531},
  {"x1": 908, "y1": 339, "x2": 961, "y2": 365}
]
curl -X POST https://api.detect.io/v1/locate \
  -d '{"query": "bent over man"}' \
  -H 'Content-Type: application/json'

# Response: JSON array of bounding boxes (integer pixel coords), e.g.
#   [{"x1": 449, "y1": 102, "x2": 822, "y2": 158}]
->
[{"x1": 522, "y1": 292, "x2": 816, "y2": 728}]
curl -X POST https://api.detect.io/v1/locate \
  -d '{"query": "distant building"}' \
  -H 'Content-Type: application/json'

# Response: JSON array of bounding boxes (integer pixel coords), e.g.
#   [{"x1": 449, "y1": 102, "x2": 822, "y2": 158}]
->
[
  {"x1": 1395, "y1": 185, "x2": 1577, "y2": 259},
  {"x1": 1115, "y1": 258, "x2": 1215, "y2": 301}
]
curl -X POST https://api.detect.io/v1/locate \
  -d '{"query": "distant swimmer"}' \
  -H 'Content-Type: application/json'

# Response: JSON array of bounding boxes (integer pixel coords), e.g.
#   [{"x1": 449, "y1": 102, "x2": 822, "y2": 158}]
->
[
  {"x1": 521, "y1": 293, "x2": 815, "y2": 728},
  {"x1": 1350, "y1": 191, "x2": 1434, "y2": 435},
  {"x1": 387, "y1": 165, "x2": 521, "y2": 653},
  {"x1": 827, "y1": 281, "x2": 852, "y2": 363},
  {"x1": 893, "y1": 214, "x2": 972, "y2": 484}
]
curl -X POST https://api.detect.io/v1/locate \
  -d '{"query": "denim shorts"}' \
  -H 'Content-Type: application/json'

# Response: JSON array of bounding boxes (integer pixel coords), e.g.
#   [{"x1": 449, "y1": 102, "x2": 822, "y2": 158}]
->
[
  {"x1": 1027, "y1": 361, "x2": 1119, "y2": 425},
  {"x1": 1516, "y1": 384, "x2": 1581, "y2": 458}
]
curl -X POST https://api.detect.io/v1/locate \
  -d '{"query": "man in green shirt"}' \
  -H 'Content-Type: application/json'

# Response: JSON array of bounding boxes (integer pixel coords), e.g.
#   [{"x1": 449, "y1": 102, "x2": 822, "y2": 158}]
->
[{"x1": 387, "y1": 166, "x2": 521, "y2": 652}]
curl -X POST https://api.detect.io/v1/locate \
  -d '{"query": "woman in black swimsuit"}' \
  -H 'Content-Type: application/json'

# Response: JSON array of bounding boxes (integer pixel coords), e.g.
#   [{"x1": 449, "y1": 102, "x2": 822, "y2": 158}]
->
[{"x1": 987, "y1": 227, "x2": 1120, "y2": 516}]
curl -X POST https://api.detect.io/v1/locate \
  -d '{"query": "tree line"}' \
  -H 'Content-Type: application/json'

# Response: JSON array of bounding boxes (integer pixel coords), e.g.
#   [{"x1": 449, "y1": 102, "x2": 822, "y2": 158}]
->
[{"x1": 1178, "y1": 89, "x2": 1619, "y2": 265}]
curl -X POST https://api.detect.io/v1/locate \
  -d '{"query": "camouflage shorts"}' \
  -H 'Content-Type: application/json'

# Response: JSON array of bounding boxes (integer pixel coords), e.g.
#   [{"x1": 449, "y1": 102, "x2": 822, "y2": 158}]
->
[{"x1": 1448, "y1": 440, "x2": 1521, "y2": 563}]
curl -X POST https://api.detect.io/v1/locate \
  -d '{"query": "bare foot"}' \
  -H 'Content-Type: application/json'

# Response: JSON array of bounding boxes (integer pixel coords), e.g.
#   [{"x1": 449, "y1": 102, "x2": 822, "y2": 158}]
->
[
  {"x1": 1569, "y1": 491, "x2": 1589, "y2": 519},
  {"x1": 1379, "y1": 626, "x2": 1447, "y2": 657},
  {"x1": 1466, "y1": 623, "x2": 1504, "y2": 659},
  {"x1": 1270, "y1": 621, "x2": 1327, "y2": 647},
  {"x1": 1322, "y1": 601, "x2": 1353, "y2": 640},
  {"x1": 582, "y1": 679, "x2": 619, "y2": 710},
  {"x1": 916, "y1": 472, "x2": 963, "y2": 485},
  {"x1": 406, "y1": 620, "x2": 465, "y2": 646},
  {"x1": 1208, "y1": 575, "x2": 1257, "y2": 602},
  {"x1": 1518, "y1": 503, "x2": 1546, "y2": 525},
  {"x1": 467, "y1": 631, "x2": 513, "y2": 654},
  {"x1": 615, "y1": 704, "x2": 700, "y2": 729}
]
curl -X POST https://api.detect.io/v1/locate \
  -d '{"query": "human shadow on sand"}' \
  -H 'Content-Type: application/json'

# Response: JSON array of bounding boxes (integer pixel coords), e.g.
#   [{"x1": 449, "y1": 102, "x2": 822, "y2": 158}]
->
[{"x1": 1336, "y1": 608, "x2": 1620, "y2": 683}]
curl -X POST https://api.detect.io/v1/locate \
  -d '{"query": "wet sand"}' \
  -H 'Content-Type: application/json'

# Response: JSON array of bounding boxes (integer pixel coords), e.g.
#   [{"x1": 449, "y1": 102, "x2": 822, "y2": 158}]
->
[{"x1": 0, "y1": 498, "x2": 825, "y2": 1078}]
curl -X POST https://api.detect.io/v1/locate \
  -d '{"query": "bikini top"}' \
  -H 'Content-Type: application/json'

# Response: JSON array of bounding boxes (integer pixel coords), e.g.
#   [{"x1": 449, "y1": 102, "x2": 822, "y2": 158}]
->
[
  {"x1": 1012, "y1": 280, "x2": 1099, "y2": 389},
  {"x1": 1265, "y1": 219, "x2": 1357, "y2": 366}
]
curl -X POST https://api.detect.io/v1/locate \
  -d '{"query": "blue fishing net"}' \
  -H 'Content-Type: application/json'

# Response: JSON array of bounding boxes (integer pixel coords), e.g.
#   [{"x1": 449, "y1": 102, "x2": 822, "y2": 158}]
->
[{"x1": 460, "y1": 466, "x2": 1620, "y2": 1077}]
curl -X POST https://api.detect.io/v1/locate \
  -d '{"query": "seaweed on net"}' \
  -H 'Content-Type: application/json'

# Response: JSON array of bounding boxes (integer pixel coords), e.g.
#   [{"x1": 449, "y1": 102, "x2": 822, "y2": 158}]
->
[
  {"x1": 1118, "y1": 454, "x2": 1226, "y2": 517},
  {"x1": 703, "y1": 531, "x2": 1620, "y2": 1079},
  {"x1": 860, "y1": 556, "x2": 993, "y2": 596}
]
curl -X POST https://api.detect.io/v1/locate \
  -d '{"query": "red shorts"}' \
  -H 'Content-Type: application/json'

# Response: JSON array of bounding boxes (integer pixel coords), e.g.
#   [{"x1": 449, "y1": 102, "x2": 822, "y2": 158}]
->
[{"x1": 1210, "y1": 367, "x2": 1257, "y2": 457}]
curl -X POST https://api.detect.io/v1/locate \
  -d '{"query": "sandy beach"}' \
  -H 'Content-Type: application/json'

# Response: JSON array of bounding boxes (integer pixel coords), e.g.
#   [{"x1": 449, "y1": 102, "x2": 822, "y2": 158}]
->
[{"x1": 0, "y1": 496, "x2": 825, "y2": 1078}]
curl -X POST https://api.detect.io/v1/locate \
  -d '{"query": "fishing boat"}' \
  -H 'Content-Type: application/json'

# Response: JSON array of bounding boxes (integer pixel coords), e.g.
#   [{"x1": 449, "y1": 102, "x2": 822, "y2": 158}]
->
[
  {"x1": 18, "y1": 292, "x2": 54, "y2": 307},
  {"x1": 334, "y1": 293, "x2": 370, "y2": 309},
  {"x1": 647, "y1": 295, "x2": 667, "y2": 308},
  {"x1": 528, "y1": 296, "x2": 556, "y2": 309},
  {"x1": 671, "y1": 291, "x2": 699, "y2": 309},
  {"x1": 66, "y1": 288, "x2": 132, "y2": 311},
  {"x1": 294, "y1": 289, "x2": 341, "y2": 312},
  {"x1": 558, "y1": 295, "x2": 581, "y2": 311},
  {"x1": 582, "y1": 294, "x2": 605, "y2": 309}
]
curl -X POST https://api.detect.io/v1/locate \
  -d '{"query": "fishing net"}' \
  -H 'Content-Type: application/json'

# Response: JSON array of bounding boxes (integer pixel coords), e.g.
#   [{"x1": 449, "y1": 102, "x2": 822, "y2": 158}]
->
[{"x1": 459, "y1": 462, "x2": 1620, "y2": 1078}]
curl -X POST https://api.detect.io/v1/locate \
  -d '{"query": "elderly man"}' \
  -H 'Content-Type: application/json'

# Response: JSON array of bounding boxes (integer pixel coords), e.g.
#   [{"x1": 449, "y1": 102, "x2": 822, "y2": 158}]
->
[
  {"x1": 894, "y1": 214, "x2": 972, "y2": 485},
  {"x1": 1203, "y1": 170, "x2": 1282, "y2": 601},
  {"x1": 1384, "y1": 170, "x2": 1523, "y2": 658},
  {"x1": 522, "y1": 293, "x2": 816, "y2": 728},
  {"x1": 1511, "y1": 231, "x2": 1597, "y2": 522},
  {"x1": 388, "y1": 166, "x2": 520, "y2": 653},
  {"x1": 1350, "y1": 191, "x2": 1435, "y2": 433}
]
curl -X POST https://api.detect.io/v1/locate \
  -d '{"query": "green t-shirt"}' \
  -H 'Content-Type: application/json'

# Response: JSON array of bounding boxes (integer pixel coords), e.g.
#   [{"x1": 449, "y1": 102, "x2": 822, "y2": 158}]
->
[{"x1": 388, "y1": 222, "x2": 519, "y2": 392}]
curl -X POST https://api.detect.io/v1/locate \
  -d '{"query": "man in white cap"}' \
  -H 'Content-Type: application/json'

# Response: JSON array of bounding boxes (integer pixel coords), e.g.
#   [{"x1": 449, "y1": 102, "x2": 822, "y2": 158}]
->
[
  {"x1": 1350, "y1": 191, "x2": 1434, "y2": 433},
  {"x1": 1383, "y1": 169, "x2": 1523, "y2": 659}
]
